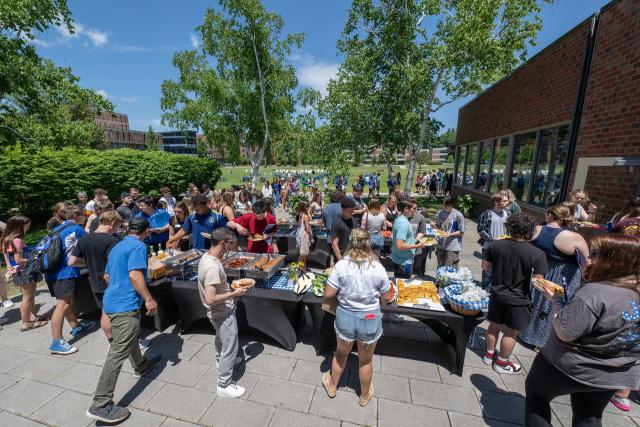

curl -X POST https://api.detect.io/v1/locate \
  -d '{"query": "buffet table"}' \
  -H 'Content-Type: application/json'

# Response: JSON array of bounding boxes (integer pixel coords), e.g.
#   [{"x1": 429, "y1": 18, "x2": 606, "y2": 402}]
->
[{"x1": 302, "y1": 293, "x2": 486, "y2": 376}]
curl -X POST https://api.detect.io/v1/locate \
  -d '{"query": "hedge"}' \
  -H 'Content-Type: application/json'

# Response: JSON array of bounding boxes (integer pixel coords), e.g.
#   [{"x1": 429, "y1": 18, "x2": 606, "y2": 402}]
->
[{"x1": 0, "y1": 147, "x2": 221, "y2": 220}]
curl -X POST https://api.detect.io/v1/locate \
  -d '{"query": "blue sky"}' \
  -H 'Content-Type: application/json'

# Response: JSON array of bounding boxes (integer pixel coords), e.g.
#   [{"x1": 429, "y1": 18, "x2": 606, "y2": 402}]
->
[{"x1": 31, "y1": 0, "x2": 610, "y2": 133}]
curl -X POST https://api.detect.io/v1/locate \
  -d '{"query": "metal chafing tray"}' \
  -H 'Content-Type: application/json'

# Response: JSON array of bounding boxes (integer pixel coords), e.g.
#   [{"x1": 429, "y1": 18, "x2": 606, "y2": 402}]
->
[
  {"x1": 221, "y1": 252, "x2": 260, "y2": 278},
  {"x1": 161, "y1": 249, "x2": 205, "y2": 268},
  {"x1": 243, "y1": 254, "x2": 287, "y2": 281}
]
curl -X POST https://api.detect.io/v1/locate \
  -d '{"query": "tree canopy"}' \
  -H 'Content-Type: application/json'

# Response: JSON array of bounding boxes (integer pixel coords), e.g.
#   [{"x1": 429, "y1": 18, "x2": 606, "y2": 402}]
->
[
  {"x1": 0, "y1": 0, "x2": 113, "y2": 148},
  {"x1": 321, "y1": 0, "x2": 550, "y2": 193},
  {"x1": 161, "y1": 0, "x2": 305, "y2": 185}
]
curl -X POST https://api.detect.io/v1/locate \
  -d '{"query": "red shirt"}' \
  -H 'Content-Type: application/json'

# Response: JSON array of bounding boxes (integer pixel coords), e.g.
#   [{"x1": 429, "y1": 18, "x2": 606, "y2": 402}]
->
[{"x1": 236, "y1": 213, "x2": 278, "y2": 253}]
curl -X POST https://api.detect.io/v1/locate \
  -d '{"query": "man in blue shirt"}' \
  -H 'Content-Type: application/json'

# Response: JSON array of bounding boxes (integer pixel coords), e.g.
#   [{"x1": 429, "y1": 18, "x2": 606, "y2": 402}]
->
[
  {"x1": 47, "y1": 206, "x2": 96, "y2": 355},
  {"x1": 87, "y1": 218, "x2": 162, "y2": 424},
  {"x1": 135, "y1": 195, "x2": 170, "y2": 253},
  {"x1": 391, "y1": 198, "x2": 428, "y2": 279},
  {"x1": 323, "y1": 190, "x2": 345, "y2": 244},
  {"x1": 167, "y1": 195, "x2": 242, "y2": 250}
]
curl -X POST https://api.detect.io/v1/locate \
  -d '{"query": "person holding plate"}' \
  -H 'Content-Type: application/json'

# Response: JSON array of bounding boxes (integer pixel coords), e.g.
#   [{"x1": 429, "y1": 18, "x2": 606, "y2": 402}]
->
[
  {"x1": 434, "y1": 196, "x2": 466, "y2": 268},
  {"x1": 234, "y1": 200, "x2": 278, "y2": 254},
  {"x1": 135, "y1": 196, "x2": 170, "y2": 253}
]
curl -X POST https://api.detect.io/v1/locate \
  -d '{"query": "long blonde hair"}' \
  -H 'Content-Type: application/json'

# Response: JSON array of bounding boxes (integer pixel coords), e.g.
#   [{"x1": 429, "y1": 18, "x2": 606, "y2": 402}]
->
[{"x1": 344, "y1": 228, "x2": 378, "y2": 266}]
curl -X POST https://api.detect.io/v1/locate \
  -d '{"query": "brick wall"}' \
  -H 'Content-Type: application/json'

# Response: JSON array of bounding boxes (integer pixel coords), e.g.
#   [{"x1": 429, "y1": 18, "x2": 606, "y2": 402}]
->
[
  {"x1": 583, "y1": 165, "x2": 640, "y2": 221},
  {"x1": 95, "y1": 111, "x2": 129, "y2": 130},
  {"x1": 569, "y1": 0, "x2": 640, "y2": 206},
  {"x1": 456, "y1": 20, "x2": 590, "y2": 145}
]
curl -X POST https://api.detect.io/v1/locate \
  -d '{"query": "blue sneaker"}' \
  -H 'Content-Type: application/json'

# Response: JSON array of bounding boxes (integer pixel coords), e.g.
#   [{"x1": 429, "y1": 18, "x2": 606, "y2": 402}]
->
[
  {"x1": 50, "y1": 339, "x2": 78, "y2": 355},
  {"x1": 71, "y1": 321, "x2": 96, "y2": 338}
]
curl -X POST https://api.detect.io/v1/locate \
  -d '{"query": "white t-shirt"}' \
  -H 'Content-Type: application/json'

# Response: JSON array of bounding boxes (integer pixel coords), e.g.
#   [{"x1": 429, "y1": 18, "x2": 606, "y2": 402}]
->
[
  {"x1": 160, "y1": 196, "x2": 176, "y2": 216},
  {"x1": 327, "y1": 257, "x2": 390, "y2": 312},
  {"x1": 197, "y1": 253, "x2": 233, "y2": 316}
]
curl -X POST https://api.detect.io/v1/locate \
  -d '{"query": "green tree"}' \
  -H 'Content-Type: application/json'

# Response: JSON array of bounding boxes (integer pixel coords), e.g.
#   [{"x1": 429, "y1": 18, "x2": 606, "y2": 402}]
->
[
  {"x1": 0, "y1": 0, "x2": 113, "y2": 148},
  {"x1": 325, "y1": 0, "x2": 549, "y2": 195},
  {"x1": 196, "y1": 138, "x2": 208, "y2": 158},
  {"x1": 161, "y1": 0, "x2": 303, "y2": 187},
  {"x1": 146, "y1": 126, "x2": 158, "y2": 150}
]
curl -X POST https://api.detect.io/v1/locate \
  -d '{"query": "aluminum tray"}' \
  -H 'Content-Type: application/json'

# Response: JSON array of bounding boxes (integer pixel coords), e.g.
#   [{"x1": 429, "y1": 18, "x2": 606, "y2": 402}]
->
[
  {"x1": 221, "y1": 252, "x2": 260, "y2": 278},
  {"x1": 243, "y1": 254, "x2": 287, "y2": 281},
  {"x1": 162, "y1": 249, "x2": 205, "y2": 268}
]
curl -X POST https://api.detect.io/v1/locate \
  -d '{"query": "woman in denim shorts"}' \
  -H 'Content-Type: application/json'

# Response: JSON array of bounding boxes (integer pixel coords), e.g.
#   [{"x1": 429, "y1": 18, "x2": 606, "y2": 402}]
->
[{"x1": 322, "y1": 229, "x2": 393, "y2": 407}]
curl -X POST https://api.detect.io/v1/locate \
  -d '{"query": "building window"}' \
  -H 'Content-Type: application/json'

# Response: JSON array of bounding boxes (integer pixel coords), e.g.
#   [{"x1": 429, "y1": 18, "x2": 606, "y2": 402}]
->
[
  {"x1": 530, "y1": 125, "x2": 570, "y2": 207},
  {"x1": 509, "y1": 131, "x2": 537, "y2": 202},
  {"x1": 489, "y1": 137, "x2": 509, "y2": 193},
  {"x1": 455, "y1": 146, "x2": 466, "y2": 185},
  {"x1": 478, "y1": 141, "x2": 493, "y2": 192},
  {"x1": 463, "y1": 143, "x2": 477, "y2": 187}
]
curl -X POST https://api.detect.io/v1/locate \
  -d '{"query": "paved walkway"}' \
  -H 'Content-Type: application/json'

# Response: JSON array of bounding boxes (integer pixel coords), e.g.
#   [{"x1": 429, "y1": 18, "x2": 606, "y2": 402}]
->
[{"x1": 0, "y1": 221, "x2": 638, "y2": 427}]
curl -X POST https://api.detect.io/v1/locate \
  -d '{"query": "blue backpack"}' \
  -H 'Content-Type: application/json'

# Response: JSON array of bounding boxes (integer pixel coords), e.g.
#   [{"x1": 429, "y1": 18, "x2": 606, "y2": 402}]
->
[{"x1": 21, "y1": 222, "x2": 74, "y2": 277}]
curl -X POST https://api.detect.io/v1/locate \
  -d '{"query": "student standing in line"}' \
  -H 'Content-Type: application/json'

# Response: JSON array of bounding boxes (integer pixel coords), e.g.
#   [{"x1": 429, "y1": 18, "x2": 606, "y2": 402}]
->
[
  {"x1": 330, "y1": 198, "x2": 356, "y2": 263},
  {"x1": 477, "y1": 192, "x2": 510, "y2": 290},
  {"x1": 482, "y1": 214, "x2": 548, "y2": 374},
  {"x1": 434, "y1": 196, "x2": 466, "y2": 267},
  {"x1": 197, "y1": 228, "x2": 248, "y2": 398},
  {"x1": 86, "y1": 218, "x2": 163, "y2": 424}
]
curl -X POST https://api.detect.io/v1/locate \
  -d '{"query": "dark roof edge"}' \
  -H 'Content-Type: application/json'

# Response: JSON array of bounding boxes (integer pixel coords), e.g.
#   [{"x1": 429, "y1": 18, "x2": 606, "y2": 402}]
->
[{"x1": 458, "y1": 13, "x2": 597, "y2": 111}]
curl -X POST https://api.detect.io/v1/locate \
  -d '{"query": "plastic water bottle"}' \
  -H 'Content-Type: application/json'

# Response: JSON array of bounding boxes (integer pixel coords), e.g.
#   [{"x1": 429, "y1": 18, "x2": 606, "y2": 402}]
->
[{"x1": 403, "y1": 260, "x2": 412, "y2": 275}]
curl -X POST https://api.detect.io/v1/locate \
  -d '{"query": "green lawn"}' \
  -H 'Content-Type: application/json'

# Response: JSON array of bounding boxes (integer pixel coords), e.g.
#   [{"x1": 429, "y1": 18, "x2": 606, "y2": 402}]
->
[{"x1": 217, "y1": 163, "x2": 449, "y2": 189}]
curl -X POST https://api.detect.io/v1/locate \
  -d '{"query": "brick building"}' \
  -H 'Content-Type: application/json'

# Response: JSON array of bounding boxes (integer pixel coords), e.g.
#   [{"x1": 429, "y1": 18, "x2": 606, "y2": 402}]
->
[
  {"x1": 95, "y1": 111, "x2": 162, "y2": 150},
  {"x1": 453, "y1": 0, "x2": 640, "y2": 222}
]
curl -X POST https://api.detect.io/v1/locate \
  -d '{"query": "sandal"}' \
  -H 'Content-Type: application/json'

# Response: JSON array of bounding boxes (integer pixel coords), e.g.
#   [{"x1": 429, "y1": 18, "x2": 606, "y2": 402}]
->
[
  {"x1": 21, "y1": 319, "x2": 48, "y2": 332},
  {"x1": 359, "y1": 384, "x2": 375, "y2": 407},
  {"x1": 322, "y1": 372, "x2": 337, "y2": 398}
]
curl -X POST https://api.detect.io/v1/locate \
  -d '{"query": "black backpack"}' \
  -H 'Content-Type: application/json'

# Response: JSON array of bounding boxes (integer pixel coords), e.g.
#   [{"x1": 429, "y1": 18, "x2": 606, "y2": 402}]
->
[{"x1": 21, "y1": 222, "x2": 75, "y2": 277}]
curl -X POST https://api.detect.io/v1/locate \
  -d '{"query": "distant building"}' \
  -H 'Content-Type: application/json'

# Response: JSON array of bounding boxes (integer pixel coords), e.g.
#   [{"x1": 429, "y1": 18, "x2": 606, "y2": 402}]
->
[
  {"x1": 95, "y1": 111, "x2": 162, "y2": 150},
  {"x1": 431, "y1": 147, "x2": 448, "y2": 163},
  {"x1": 160, "y1": 130, "x2": 198, "y2": 156},
  {"x1": 453, "y1": 0, "x2": 640, "y2": 221}
]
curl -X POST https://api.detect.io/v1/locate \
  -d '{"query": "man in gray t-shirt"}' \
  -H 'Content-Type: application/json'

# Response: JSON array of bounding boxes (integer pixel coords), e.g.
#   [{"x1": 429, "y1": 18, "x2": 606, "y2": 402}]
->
[{"x1": 434, "y1": 197, "x2": 465, "y2": 267}]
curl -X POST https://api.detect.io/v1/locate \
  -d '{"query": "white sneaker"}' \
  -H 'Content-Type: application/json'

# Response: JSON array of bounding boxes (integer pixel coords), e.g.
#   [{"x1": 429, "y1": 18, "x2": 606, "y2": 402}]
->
[
  {"x1": 139, "y1": 338, "x2": 151, "y2": 350},
  {"x1": 492, "y1": 359, "x2": 522, "y2": 374},
  {"x1": 216, "y1": 355, "x2": 243, "y2": 369},
  {"x1": 1, "y1": 300, "x2": 14, "y2": 309},
  {"x1": 217, "y1": 382, "x2": 245, "y2": 398}
]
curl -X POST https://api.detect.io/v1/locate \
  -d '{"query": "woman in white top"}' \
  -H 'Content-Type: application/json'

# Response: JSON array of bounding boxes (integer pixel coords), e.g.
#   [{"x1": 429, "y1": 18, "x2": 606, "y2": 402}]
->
[
  {"x1": 360, "y1": 198, "x2": 387, "y2": 256},
  {"x1": 262, "y1": 180, "x2": 273, "y2": 199},
  {"x1": 234, "y1": 190, "x2": 252, "y2": 213},
  {"x1": 310, "y1": 192, "x2": 323, "y2": 220},
  {"x1": 570, "y1": 189, "x2": 597, "y2": 222},
  {"x1": 322, "y1": 229, "x2": 393, "y2": 407}
]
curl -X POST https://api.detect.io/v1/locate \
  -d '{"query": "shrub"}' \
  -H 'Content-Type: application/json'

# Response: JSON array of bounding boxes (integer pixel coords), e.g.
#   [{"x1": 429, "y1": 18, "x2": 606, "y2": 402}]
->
[
  {"x1": 456, "y1": 194, "x2": 477, "y2": 217},
  {"x1": 0, "y1": 147, "x2": 221, "y2": 220}
]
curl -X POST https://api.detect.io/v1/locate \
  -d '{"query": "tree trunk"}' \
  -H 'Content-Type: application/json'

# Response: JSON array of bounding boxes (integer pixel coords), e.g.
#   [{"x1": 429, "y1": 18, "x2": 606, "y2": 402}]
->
[
  {"x1": 404, "y1": 71, "x2": 443, "y2": 195},
  {"x1": 250, "y1": 30, "x2": 270, "y2": 189},
  {"x1": 386, "y1": 159, "x2": 394, "y2": 179}
]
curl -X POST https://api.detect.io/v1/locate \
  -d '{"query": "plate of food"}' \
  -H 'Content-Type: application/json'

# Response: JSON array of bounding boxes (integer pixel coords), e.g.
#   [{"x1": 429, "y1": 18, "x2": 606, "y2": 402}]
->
[
  {"x1": 310, "y1": 219, "x2": 324, "y2": 227},
  {"x1": 382, "y1": 230, "x2": 392, "y2": 238},
  {"x1": 433, "y1": 229, "x2": 447, "y2": 238},
  {"x1": 532, "y1": 278, "x2": 564, "y2": 295},
  {"x1": 496, "y1": 234, "x2": 511, "y2": 240},
  {"x1": 231, "y1": 278, "x2": 256, "y2": 289},
  {"x1": 420, "y1": 236, "x2": 437, "y2": 246},
  {"x1": 248, "y1": 234, "x2": 266, "y2": 242}
]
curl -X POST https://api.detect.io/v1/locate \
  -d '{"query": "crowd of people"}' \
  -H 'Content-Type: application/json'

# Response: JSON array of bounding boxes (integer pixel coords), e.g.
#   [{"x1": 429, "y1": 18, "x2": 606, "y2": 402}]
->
[{"x1": 0, "y1": 175, "x2": 638, "y2": 425}]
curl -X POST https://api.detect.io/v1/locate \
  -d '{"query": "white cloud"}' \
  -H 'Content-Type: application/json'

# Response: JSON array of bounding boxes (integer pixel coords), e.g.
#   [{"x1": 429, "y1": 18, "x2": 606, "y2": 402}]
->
[
  {"x1": 55, "y1": 22, "x2": 108, "y2": 47},
  {"x1": 96, "y1": 89, "x2": 111, "y2": 100},
  {"x1": 190, "y1": 33, "x2": 199, "y2": 49},
  {"x1": 30, "y1": 38, "x2": 50, "y2": 48},
  {"x1": 120, "y1": 95, "x2": 138, "y2": 103},
  {"x1": 292, "y1": 53, "x2": 339, "y2": 97},
  {"x1": 84, "y1": 29, "x2": 108, "y2": 47}
]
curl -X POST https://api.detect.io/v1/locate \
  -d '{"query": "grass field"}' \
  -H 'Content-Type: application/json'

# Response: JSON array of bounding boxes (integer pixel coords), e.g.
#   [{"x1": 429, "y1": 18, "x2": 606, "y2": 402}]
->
[{"x1": 217, "y1": 163, "x2": 449, "y2": 189}]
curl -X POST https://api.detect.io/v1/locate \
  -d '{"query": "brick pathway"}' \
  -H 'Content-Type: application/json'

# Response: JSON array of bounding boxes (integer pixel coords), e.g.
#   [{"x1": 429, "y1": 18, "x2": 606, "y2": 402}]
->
[{"x1": 0, "y1": 221, "x2": 638, "y2": 426}]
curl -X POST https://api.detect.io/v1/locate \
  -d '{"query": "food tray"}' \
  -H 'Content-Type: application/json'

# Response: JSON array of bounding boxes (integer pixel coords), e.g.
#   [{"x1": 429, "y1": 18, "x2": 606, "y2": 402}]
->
[
  {"x1": 222, "y1": 252, "x2": 260, "y2": 278},
  {"x1": 162, "y1": 249, "x2": 205, "y2": 268},
  {"x1": 244, "y1": 254, "x2": 286, "y2": 280}
]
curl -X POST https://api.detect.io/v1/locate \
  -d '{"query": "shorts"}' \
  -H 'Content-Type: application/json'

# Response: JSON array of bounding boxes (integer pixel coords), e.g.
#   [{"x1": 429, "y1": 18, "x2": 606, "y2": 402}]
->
[
  {"x1": 10, "y1": 270, "x2": 40, "y2": 287},
  {"x1": 334, "y1": 305, "x2": 383, "y2": 345},
  {"x1": 393, "y1": 262, "x2": 412, "y2": 279},
  {"x1": 51, "y1": 279, "x2": 78, "y2": 300},
  {"x1": 487, "y1": 296, "x2": 531, "y2": 331}
]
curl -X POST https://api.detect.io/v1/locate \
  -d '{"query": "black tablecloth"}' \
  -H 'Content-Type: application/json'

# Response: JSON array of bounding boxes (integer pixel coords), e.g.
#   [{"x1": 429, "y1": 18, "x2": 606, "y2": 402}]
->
[{"x1": 302, "y1": 293, "x2": 486, "y2": 376}]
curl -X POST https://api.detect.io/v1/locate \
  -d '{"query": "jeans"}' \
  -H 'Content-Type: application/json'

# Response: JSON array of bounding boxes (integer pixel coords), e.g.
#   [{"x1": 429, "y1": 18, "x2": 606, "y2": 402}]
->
[
  {"x1": 524, "y1": 353, "x2": 615, "y2": 427},
  {"x1": 334, "y1": 305, "x2": 382, "y2": 344},
  {"x1": 92, "y1": 311, "x2": 148, "y2": 408},
  {"x1": 210, "y1": 310, "x2": 239, "y2": 388},
  {"x1": 435, "y1": 248, "x2": 460, "y2": 268}
]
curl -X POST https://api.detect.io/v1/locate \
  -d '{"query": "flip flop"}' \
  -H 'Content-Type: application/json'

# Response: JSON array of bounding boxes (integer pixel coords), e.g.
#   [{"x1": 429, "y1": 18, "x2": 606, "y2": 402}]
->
[
  {"x1": 20, "y1": 319, "x2": 48, "y2": 332},
  {"x1": 359, "y1": 384, "x2": 375, "y2": 407}
]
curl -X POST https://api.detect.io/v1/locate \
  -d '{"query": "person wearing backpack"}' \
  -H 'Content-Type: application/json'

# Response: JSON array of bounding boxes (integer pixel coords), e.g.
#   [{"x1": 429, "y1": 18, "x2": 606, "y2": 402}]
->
[{"x1": 46, "y1": 206, "x2": 96, "y2": 355}]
